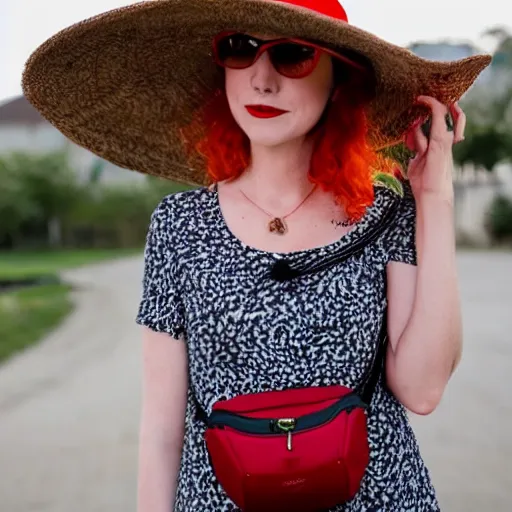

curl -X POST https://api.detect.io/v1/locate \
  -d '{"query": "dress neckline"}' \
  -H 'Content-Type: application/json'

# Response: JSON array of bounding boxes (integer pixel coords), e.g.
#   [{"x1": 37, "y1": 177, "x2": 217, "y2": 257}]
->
[{"x1": 206, "y1": 182, "x2": 390, "y2": 260}]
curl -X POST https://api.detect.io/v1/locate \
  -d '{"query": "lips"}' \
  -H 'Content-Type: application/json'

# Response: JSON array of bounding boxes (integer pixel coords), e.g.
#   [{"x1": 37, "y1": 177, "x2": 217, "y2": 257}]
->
[{"x1": 245, "y1": 105, "x2": 289, "y2": 118}]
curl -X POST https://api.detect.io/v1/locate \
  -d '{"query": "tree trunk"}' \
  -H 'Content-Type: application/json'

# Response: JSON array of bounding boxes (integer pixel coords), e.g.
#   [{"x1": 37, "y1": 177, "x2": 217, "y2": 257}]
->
[{"x1": 48, "y1": 217, "x2": 62, "y2": 248}]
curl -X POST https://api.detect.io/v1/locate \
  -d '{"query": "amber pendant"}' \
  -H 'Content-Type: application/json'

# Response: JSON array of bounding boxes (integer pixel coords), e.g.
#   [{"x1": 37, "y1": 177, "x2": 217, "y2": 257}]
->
[{"x1": 269, "y1": 217, "x2": 287, "y2": 235}]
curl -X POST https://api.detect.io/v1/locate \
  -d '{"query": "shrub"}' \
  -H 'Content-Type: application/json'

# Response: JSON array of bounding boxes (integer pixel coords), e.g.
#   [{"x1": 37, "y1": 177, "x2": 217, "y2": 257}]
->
[{"x1": 485, "y1": 194, "x2": 512, "y2": 244}]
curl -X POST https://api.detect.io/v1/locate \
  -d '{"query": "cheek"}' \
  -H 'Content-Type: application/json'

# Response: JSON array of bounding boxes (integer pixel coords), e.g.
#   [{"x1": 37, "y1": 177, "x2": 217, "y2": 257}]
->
[
  {"x1": 224, "y1": 72, "x2": 236, "y2": 107},
  {"x1": 292, "y1": 83, "x2": 331, "y2": 127},
  {"x1": 292, "y1": 57, "x2": 333, "y2": 124},
  {"x1": 224, "y1": 69, "x2": 250, "y2": 126},
  {"x1": 225, "y1": 69, "x2": 246, "y2": 106}
]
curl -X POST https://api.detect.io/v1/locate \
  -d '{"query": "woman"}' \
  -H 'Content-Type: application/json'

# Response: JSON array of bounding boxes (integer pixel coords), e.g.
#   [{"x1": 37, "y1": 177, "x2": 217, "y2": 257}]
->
[{"x1": 22, "y1": 1, "x2": 491, "y2": 510}]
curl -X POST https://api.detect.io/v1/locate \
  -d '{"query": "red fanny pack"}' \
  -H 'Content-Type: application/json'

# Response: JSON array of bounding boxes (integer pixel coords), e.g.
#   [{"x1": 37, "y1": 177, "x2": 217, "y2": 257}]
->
[{"x1": 197, "y1": 317, "x2": 388, "y2": 512}]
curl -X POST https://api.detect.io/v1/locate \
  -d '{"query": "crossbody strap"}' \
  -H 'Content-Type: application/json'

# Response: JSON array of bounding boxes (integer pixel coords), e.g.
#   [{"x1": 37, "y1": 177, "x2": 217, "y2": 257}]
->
[
  {"x1": 268, "y1": 189, "x2": 400, "y2": 406},
  {"x1": 269, "y1": 189, "x2": 400, "y2": 282},
  {"x1": 355, "y1": 308, "x2": 388, "y2": 406},
  {"x1": 193, "y1": 189, "x2": 402, "y2": 419}
]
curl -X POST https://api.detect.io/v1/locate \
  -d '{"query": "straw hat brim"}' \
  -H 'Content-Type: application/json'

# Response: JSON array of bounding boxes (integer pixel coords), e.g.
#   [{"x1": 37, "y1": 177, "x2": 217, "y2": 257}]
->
[{"x1": 22, "y1": 0, "x2": 492, "y2": 186}]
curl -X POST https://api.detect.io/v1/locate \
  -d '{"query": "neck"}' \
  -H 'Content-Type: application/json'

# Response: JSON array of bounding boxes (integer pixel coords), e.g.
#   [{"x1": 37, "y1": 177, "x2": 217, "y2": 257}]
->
[{"x1": 237, "y1": 136, "x2": 316, "y2": 208}]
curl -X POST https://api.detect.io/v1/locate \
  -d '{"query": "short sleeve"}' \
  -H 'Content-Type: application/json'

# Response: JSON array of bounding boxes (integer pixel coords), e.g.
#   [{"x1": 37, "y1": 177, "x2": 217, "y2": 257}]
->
[
  {"x1": 386, "y1": 182, "x2": 417, "y2": 266},
  {"x1": 135, "y1": 198, "x2": 186, "y2": 339}
]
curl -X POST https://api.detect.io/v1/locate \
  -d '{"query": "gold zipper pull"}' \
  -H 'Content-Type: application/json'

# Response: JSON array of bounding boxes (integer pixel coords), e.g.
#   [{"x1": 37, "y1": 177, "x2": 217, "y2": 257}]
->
[{"x1": 276, "y1": 418, "x2": 296, "y2": 452}]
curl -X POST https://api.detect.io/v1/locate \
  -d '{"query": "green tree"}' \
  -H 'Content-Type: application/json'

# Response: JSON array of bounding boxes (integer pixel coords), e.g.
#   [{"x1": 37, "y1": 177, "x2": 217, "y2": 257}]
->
[
  {"x1": 68, "y1": 182, "x2": 166, "y2": 248},
  {"x1": 453, "y1": 28, "x2": 512, "y2": 174},
  {"x1": 1, "y1": 152, "x2": 81, "y2": 248},
  {"x1": 453, "y1": 117, "x2": 512, "y2": 173},
  {"x1": 0, "y1": 158, "x2": 37, "y2": 248}
]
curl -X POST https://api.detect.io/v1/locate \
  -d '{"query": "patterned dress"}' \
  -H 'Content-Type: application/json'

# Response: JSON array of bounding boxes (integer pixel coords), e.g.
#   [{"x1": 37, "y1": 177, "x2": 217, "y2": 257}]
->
[{"x1": 135, "y1": 182, "x2": 440, "y2": 512}]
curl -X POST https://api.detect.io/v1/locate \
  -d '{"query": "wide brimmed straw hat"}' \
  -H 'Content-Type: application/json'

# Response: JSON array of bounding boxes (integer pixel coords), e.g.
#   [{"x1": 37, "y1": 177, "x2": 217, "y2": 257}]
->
[{"x1": 22, "y1": 0, "x2": 491, "y2": 186}]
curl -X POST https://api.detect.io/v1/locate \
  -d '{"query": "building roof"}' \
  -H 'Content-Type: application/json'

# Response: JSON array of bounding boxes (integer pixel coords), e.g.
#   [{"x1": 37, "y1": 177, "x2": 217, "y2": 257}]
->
[{"x1": 0, "y1": 95, "x2": 47, "y2": 126}]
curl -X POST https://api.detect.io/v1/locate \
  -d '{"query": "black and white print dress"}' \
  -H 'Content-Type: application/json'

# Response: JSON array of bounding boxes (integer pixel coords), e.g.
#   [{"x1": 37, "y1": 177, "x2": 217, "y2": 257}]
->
[{"x1": 136, "y1": 182, "x2": 440, "y2": 512}]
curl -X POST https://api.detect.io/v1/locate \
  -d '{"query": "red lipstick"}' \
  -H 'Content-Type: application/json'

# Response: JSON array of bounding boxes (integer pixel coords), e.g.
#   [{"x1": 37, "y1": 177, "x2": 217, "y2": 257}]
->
[{"x1": 245, "y1": 105, "x2": 289, "y2": 118}]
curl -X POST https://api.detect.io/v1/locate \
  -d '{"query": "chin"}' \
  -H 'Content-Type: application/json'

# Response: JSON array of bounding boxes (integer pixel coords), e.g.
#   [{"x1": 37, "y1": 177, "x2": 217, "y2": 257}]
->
[
  {"x1": 244, "y1": 130, "x2": 296, "y2": 147},
  {"x1": 238, "y1": 120, "x2": 307, "y2": 147}
]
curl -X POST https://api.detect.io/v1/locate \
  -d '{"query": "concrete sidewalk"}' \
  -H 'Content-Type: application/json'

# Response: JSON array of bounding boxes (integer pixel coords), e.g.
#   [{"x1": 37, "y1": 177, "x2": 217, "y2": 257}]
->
[{"x1": 0, "y1": 251, "x2": 510, "y2": 511}]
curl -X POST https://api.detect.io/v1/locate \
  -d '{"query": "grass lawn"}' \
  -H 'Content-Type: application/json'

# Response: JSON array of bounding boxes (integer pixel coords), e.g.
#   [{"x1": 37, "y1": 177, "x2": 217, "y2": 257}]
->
[
  {"x1": 0, "y1": 247, "x2": 142, "y2": 280},
  {"x1": 0, "y1": 283, "x2": 73, "y2": 364},
  {"x1": 0, "y1": 247, "x2": 141, "y2": 364}
]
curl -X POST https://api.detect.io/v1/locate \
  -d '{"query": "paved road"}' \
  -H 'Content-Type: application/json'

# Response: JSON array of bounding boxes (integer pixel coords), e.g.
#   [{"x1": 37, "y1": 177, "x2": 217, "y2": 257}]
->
[{"x1": 0, "y1": 252, "x2": 510, "y2": 511}]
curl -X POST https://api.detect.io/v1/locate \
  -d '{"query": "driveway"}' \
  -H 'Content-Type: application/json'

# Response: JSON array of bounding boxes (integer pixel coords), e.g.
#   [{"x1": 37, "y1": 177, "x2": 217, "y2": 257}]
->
[{"x1": 0, "y1": 251, "x2": 510, "y2": 511}]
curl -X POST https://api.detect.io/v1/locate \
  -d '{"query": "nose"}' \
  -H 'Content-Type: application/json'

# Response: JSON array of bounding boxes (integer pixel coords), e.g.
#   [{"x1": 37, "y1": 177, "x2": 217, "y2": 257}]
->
[{"x1": 250, "y1": 51, "x2": 280, "y2": 95}]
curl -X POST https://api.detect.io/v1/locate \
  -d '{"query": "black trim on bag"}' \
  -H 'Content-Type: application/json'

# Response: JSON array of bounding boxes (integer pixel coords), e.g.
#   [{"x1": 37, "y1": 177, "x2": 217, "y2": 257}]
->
[{"x1": 206, "y1": 392, "x2": 366, "y2": 434}]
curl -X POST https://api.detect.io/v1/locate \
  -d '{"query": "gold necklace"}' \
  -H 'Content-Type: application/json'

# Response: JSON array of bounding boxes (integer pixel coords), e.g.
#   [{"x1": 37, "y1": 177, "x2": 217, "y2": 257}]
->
[{"x1": 239, "y1": 184, "x2": 318, "y2": 235}]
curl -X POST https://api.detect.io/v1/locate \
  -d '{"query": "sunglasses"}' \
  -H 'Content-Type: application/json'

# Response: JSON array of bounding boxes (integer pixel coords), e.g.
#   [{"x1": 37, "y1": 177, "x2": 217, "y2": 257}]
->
[{"x1": 212, "y1": 32, "x2": 366, "y2": 79}]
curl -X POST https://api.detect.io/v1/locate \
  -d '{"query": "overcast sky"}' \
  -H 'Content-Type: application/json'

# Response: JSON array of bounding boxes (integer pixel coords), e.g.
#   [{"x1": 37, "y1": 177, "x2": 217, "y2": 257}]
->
[{"x1": 1, "y1": 0, "x2": 510, "y2": 103}]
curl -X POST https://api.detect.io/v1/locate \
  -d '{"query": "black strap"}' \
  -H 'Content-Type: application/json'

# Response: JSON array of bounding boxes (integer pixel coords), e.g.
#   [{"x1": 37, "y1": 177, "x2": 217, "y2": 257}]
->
[
  {"x1": 266, "y1": 192, "x2": 399, "y2": 406},
  {"x1": 194, "y1": 189, "x2": 400, "y2": 420},
  {"x1": 356, "y1": 309, "x2": 388, "y2": 406},
  {"x1": 269, "y1": 191, "x2": 400, "y2": 281}
]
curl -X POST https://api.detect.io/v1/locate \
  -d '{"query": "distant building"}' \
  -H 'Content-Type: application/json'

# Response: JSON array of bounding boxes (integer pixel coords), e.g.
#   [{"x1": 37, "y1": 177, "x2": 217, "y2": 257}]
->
[
  {"x1": 409, "y1": 41, "x2": 478, "y2": 61},
  {"x1": 0, "y1": 95, "x2": 144, "y2": 184},
  {"x1": 408, "y1": 41, "x2": 493, "y2": 86}
]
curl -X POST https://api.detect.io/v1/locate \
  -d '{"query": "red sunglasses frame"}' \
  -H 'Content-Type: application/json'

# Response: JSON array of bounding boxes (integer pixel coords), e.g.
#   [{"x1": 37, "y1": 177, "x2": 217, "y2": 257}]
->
[{"x1": 212, "y1": 31, "x2": 367, "y2": 79}]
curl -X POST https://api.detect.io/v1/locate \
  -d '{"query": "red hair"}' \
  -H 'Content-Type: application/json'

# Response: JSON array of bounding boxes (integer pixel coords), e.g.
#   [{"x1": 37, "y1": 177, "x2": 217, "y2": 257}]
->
[{"x1": 180, "y1": 63, "x2": 399, "y2": 222}]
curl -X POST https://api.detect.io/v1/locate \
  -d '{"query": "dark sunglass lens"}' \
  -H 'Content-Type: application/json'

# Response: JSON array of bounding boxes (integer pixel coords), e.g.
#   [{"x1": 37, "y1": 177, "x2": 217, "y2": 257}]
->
[
  {"x1": 216, "y1": 34, "x2": 258, "y2": 68},
  {"x1": 270, "y1": 43, "x2": 317, "y2": 76}
]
